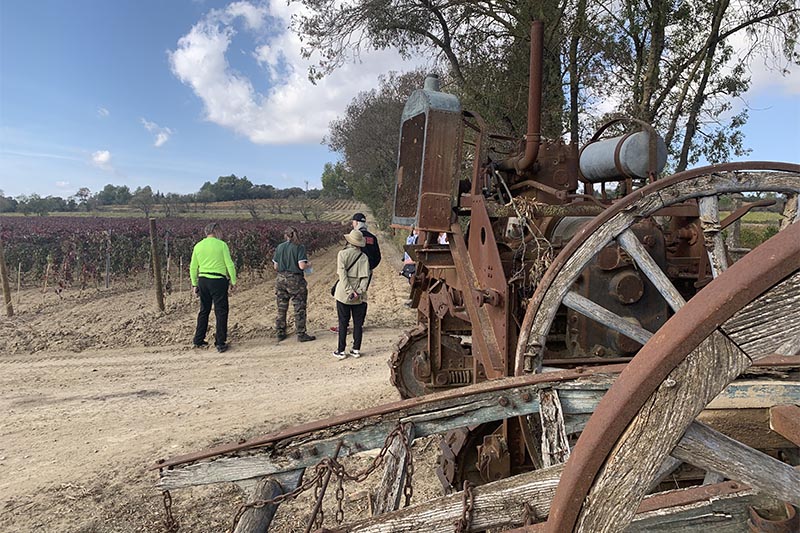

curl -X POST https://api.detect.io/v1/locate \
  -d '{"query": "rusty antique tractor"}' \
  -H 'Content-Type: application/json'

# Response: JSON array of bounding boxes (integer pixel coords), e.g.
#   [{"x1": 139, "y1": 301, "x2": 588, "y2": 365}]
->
[
  {"x1": 155, "y1": 21, "x2": 800, "y2": 533},
  {"x1": 389, "y1": 20, "x2": 800, "y2": 507}
]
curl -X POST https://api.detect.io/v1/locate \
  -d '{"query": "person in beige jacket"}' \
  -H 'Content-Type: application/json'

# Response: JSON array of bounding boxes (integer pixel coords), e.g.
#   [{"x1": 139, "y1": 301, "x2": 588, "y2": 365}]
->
[{"x1": 332, "y1": 229, "x2": 371, "y2": 359}]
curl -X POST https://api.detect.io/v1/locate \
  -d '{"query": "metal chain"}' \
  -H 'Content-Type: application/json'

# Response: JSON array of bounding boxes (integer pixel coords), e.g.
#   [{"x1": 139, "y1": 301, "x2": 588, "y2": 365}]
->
[
  {"x1": 454, "y1": 480, "x2": 474, "y2": 533},
  {"x1": 228, "y1": 422, "x2": 412, "y2": 532},
  {"x1": 161, "y1": 490, "x2": 180, "y2": 532},
  {"x1": 335, "y1": 473, "x2": 346, "y2": 525},
  {"x1": 313, "y1": 470, "x2": 325, "y2": 530}
]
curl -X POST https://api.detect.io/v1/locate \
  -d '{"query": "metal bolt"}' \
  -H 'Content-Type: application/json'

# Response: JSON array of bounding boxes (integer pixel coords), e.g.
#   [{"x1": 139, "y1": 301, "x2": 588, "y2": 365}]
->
[
  {"x1": 521, "y1": 392, "x2": 532, "y2": 402},
  {"x1": 498, "y1": 396, "x2": 509, "y2": 407}
]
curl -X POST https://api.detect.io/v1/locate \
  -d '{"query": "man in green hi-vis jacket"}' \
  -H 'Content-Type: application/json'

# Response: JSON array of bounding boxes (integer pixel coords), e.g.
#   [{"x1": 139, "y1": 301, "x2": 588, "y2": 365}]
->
[{"x1": 190, "y1": 222, "x2": 237, "y2": 353}]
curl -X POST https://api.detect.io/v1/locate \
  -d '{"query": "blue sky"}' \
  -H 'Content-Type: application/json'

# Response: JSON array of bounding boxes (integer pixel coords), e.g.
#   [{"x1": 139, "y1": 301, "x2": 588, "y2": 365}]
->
[{"x1": 0, "y1": 1, "x2": 798, "y2": 199}]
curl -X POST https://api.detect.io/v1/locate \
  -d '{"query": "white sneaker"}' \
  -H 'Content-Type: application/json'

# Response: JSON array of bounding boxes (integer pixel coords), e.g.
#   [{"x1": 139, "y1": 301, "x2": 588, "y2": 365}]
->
[
  {"x1": 332, "y1": 350, "x2": 347, "y2": 360},
  {"x1": 350, "y1": 349, "x2": 361, "y2": 358}
]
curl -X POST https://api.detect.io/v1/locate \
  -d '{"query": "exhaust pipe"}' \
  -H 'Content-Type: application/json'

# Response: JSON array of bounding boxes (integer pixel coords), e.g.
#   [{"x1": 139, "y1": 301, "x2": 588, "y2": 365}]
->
[{"x1": 498, "y1": 20, "x2": 543, "y2": 174}]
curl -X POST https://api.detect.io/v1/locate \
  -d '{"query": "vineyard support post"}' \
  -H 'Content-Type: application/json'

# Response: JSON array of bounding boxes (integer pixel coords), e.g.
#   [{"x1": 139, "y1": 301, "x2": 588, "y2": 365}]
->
[
  {"x1": 105, "y1": 230, "x2": 111, "y2": 289},
  {"x1": 149, "y1": 218, "x2": 165, "y2": 312},
  {"x1": 0, "y1": 233, "x2": 13, "y2": 317},
  {"x1": 16, "y1": 262, "x2": 21, "y2": 306}
]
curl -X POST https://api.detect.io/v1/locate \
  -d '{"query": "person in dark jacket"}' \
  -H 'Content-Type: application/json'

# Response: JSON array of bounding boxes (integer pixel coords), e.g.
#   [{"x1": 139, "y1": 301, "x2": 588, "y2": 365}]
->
[
  {"x1": 351, "y1": 212, "x2": 381, "y2": 273},
  {"x1": 330, "y1": 213, "x2": 382, "y2": 334}
]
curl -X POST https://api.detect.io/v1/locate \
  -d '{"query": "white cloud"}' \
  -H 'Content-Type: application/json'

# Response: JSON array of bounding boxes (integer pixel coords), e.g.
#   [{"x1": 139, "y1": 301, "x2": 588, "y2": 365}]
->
[
  {"x1": 92, "y1": 150, "x2": 112, "y2": 170},
  {"x1": 55, "y1": 180, "x2": 70, "y2": 188},
  {"x1": 141, "y1": 118, "x2": 174, "y2": 147},
  {"x1": 97, "y1": 107, "x2": 110, "y2": 118},
  {"x1": 726, "y1": 26, "x2": 799, "y2": 96},
  {"x1": 226, "y1": 1, "x2": 268, "y2": 31},
  {"x1": 169, "y1": 1, "x2": 428, "y2": 144}
]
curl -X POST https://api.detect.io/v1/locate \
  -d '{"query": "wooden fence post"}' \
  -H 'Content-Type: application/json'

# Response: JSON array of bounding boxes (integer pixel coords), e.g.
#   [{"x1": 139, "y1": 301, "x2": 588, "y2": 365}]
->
[
  {"x1": 372, "y1": 424, "x2": 415, "y2": 515},
  {"x1": 105, "y1": 230, "x2": 111, "y2": 289},
  {"x1": 0, "y1": 233, "x2": 13, "y2": 317},
  {"x1": 149, "y1": 218, "x2": 165, "y2": 312},
  {"x1": 233, "y1": 470, "x2": 304, "y2": 533}
]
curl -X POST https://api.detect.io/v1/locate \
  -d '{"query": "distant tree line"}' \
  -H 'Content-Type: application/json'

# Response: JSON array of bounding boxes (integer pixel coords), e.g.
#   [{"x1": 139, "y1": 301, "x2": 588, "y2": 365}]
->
[{"x1": 0, "y1": 174, "x2": 333, "y2": 218}]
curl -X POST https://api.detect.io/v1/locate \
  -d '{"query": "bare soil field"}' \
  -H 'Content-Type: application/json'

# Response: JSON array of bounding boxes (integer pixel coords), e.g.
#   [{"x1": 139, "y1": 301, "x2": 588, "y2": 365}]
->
[{"x1": 0, "y1": 232, "x2": 437, "y2": 532}]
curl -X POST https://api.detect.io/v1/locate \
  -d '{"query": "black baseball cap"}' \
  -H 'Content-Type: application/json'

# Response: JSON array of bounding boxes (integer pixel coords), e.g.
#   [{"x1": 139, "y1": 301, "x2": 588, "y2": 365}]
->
[{"x1": 352, "y1": 212, "x2": 367, "y2": 222}]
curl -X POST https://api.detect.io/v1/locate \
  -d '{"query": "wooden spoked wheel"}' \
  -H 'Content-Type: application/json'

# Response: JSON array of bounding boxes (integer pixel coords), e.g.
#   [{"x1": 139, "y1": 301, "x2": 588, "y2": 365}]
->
[
  {"x1": 516, "y1": 162, "x2": 800, "y2": 375},
  {"x1": 509, "y1": 162, "x2": 800, "y2": 531},
  {"x1": 546, "y1": 219, "x2": 800, "y2": 532}
]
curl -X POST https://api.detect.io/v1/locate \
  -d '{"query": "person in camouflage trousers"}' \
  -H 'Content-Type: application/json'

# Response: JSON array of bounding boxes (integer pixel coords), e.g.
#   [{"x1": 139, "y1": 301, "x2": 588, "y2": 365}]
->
[{"x1": 272, "y1": 227, "x2": 316, "y2": 342}]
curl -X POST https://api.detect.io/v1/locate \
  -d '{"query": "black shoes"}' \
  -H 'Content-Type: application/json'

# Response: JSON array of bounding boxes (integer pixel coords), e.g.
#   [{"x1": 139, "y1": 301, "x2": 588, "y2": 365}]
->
[
  {"x1": 297, "y1": 333, "x2": 316, "y2": 342},
  {"x1": 193, "y1": 341, "x2": 209, "y2": 348},
  {"x1": 276, "y1": 330, "x2": 287, "y2": 342},
  {"x1": 216, "y1": 343, "x2": 228, "y2": 353}
]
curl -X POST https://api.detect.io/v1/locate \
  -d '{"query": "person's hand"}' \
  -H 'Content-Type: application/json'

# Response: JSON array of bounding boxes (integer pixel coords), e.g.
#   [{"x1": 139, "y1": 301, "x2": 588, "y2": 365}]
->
[
  {"x1": 192, "y1": 286, "x2": 199, "y2": 297},
  {"x1": 229, "y1": 284, "x2": 237, "y2": 294}
]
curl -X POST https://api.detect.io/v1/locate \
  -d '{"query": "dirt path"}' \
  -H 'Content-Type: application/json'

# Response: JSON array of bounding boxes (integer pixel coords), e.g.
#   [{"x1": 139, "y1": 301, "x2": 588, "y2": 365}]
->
[{"x1": 0, "y1": 231, "x2": 423, "y2": 532}]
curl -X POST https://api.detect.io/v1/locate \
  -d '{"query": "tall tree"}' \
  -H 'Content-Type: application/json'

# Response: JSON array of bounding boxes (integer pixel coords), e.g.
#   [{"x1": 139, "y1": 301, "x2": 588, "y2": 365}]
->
[
  {"x1": 130, "y1": 186, "x2": 156, "y2": 218},
  {"x1": 321, "y1": 162, "x2": 353, "y2": 199},
  {"x1": 571, "y1": 0, "x2": 798, "y2": 169},
  {"x1": 199, "y1": 175, "x2": 254, "y2": 202},
  {"x1": 297, "y1": 0, "x2": 798, "y2": 170},
  {"x1": 295, "y1": 0, "x2": 568, "y2": 138}
]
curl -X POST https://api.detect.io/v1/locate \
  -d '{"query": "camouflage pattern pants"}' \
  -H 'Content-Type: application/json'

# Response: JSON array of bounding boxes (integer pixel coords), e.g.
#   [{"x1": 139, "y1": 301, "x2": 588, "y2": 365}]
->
[{"x1": 275, "y1": 272, "x2": 308, "y2": 335}]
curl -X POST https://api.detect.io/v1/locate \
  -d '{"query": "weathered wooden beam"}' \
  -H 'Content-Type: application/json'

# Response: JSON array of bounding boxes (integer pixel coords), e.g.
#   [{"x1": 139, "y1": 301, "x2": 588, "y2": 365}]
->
[
  {"x1": 701, "y1": 471, "x2": 725, "y2": 485},
  {"x1": 157, "y1": 379, "x2": 800, "y2": 490},
  {"x1": 672, "y1": 421, "x2": 800, "y2": 505},
  {"x1": 698, "y1": 195, "x2": 728, "y2": 277},
  {"x1": 332, "y1": 462, "x2": 779, "y2": 533},
  {"x1": 770, "y1": 404, "x2": 800, "y2": 446},
  {"x1": 562, "y1": 291, "x2": 653, "y2": 345},
  {"x1": 157, "y1": 377, "x2": 612, "y2": 490},
  {"x1": 233, "y1": 470, "x2": 303, "y2": 533},
  {"x1": 372, "y1": 424, "x2": 414, "y2": 516},
  {"x1": 331, "y1": 463, "x2": 564, "y2": 533},
  {"x1": 505, "y1": 482, "x2": 777, "y2": 533},
  {"x1": 706, "y1": 381, "x2": 800, "y2": 409},
  {"x1": 647, "y1": 456, "x2": 682, "y2": 492},
  {"x1": 617, "y1": 229, "x2": 686, "y2": 312},
  {"x1": 538, "y1": 389, "x2": 570, "y2": 467}
]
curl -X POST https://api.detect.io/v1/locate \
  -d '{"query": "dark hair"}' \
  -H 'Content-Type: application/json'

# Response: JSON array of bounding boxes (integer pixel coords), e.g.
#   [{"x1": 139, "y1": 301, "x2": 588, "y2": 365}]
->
[
  {"x1": 204, "y1": 222, "x2": 220, "y2": 236},
  {"x1": 285, "y1": 226, "x2": 299, "y2": 244}
]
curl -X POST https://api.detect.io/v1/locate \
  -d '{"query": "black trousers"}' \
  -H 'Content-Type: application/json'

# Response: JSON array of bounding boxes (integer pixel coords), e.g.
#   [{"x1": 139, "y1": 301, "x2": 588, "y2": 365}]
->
[
  {"x1": 194, "y1": 277, "x2": 229, "y2": 347},
  {"x1": 337, "y1": 301, "x2": 367, "y2": 352}
]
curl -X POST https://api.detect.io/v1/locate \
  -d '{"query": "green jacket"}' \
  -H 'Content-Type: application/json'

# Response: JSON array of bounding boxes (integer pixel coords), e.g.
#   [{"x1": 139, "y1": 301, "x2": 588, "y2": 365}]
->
[
  {"x1": 190, "y1": 237, "x2": 237, "y2": 286},
  {"x1": 334, "y1": 245, "x2": 370, "y2": 304}
]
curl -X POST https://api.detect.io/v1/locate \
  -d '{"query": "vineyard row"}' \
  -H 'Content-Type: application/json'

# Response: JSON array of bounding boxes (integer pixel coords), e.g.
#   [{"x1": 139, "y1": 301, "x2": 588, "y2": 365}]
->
[{"x1": 0, "y1": 217, "x2": 346, "y2": 285}]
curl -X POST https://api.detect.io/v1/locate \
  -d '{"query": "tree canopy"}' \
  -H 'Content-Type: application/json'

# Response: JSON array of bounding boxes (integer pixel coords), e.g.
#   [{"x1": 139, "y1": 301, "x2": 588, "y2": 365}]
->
[{"x1": 296, "y1": 0, "x2": 799, "y2": 169}]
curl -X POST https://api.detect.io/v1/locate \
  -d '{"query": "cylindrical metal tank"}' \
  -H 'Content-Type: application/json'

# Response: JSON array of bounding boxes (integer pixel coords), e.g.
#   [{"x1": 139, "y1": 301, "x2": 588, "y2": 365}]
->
[{"x1": 579, "y1": 131, "x2": 667, "y2": 183}]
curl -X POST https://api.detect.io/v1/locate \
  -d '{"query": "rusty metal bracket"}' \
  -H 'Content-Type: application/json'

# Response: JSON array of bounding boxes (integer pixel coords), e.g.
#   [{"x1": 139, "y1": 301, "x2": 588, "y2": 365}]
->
[{"x1": 748, "y1": 503, "x2": 799, "y2": 533}]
